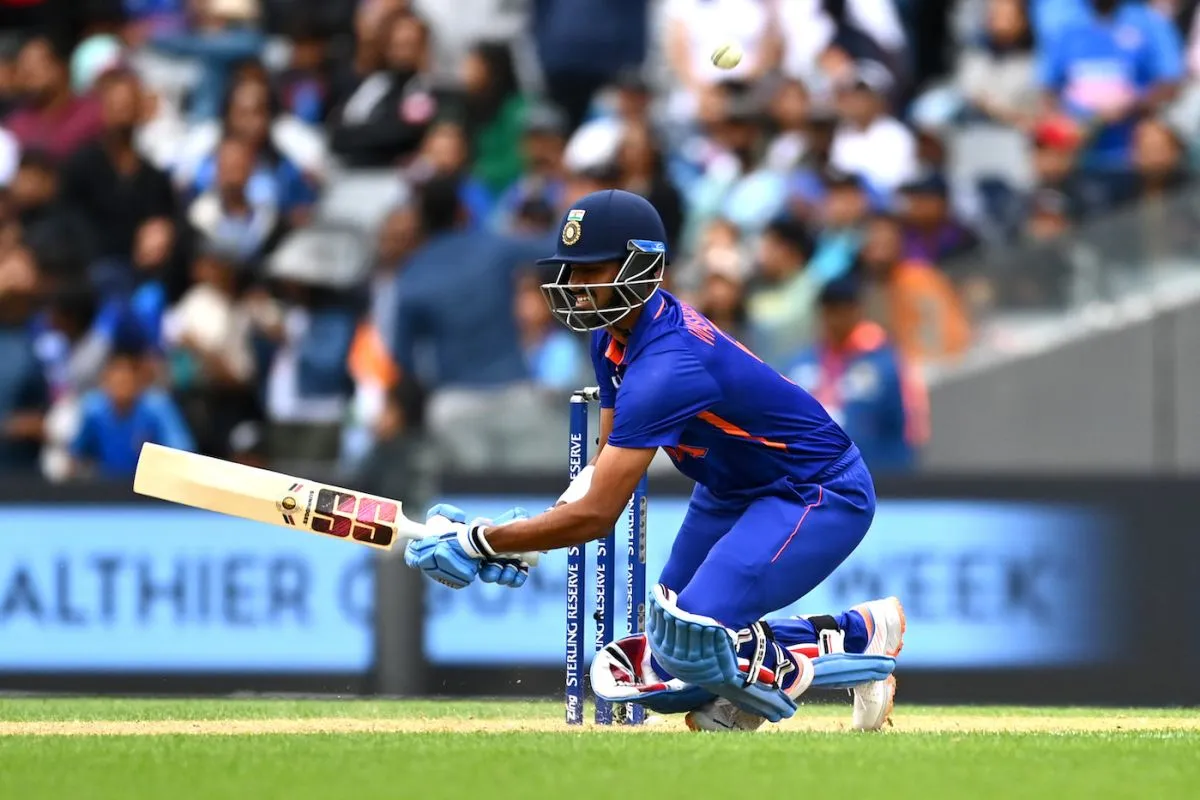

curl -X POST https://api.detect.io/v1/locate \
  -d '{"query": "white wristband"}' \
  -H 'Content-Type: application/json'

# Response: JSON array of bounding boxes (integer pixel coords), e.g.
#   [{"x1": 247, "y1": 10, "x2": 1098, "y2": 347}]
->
[{"x1": 557, "y1": 464, "x2": 595, "y2": 506}]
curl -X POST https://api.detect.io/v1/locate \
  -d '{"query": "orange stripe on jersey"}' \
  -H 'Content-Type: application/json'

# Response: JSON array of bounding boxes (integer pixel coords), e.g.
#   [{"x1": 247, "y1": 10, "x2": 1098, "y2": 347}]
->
[
  {"x1": 697, "y1": 411, "x2": 789, "y2": 450},
  {"x1": 605, "y1": 338, "x2": 625, "y2": 365}
]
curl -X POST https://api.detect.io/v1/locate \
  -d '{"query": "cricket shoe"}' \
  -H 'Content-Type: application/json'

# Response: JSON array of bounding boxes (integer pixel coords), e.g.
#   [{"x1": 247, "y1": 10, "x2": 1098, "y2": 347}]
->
[
  {"x1": 685, "y1": 698, "x2": 767, "y2": 732},
  {"x1": 850, "y1": 596, "x2": 905, "y2": 731}
]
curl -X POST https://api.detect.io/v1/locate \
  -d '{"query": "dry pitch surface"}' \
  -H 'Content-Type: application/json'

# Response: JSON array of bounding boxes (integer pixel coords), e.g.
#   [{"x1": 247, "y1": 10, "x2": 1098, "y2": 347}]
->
[{"x1": 1, "y1": 699, "x2": 1198, "y2": 799}]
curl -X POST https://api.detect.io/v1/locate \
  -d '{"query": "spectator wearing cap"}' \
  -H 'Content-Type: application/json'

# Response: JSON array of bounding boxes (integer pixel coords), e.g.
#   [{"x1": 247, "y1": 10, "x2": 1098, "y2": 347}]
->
[
  {"x1": 0, "y1": 246, "x2": 48, "y2": 472},
  {"x1": 147, "y1": 0, "x2": 266, "y2": 122},
  {"x1": 70, "y1": 345, "x2": 194, "y2": 479},
  {"x1": 784, "y1": 276, "x2": 926, "y2": 474},
  {"x1": 4, "y1": 36, "x2": 104, "y2": 163},
  {"x1": 829, "y1": 60, "x2": 918, "y2": 196},
  {"x1": 858, "y1": 213, "x2": 971, "y2": 363},
  {"x1": 492, "y1": 102, "x2": 567, "y2": 235},
  {"x1": 61, "y1": 69, "x2": 177, "y2": 293},
  {"x1": 330, "y1": 11, "x2": 443, "y2": 168},
  {"x1": 745, "y1": 216, "x2": 820, "y2": 367},
  {"x1": 896, "y1": 173, "x2": 979, "y2": 263},
  {"x1": 1038, "y1": 0, "x2": 1184, "y2": 174},
  {"x1": 956, "y1": 0, "x2": 1039, "y2": 131},
  {"x1": 461, "y1": 41, "x2": 527, "y2": 198},
  {"x1": 534, "y1": 0, "x2": 652, "y2": 132}
]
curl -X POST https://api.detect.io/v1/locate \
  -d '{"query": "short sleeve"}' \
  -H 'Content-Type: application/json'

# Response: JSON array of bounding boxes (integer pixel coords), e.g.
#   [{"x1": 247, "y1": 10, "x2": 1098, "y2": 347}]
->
[
  {"x1": 589, "y1": 332, "x2": 616, "y2": 409},
  {"x1": 607, "y1": 346, "x2": 721, "y2": 449}
]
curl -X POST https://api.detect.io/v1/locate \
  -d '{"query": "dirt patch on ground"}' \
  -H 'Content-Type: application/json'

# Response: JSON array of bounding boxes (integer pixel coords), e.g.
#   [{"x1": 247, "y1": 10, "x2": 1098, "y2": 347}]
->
[{"x1": 2, "y1": 714, "x2": 1198, "y2": 737}]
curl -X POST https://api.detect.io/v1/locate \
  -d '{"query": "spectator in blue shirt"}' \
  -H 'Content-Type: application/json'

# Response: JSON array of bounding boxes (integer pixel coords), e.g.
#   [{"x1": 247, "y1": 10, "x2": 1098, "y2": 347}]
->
[
  {"x1": 71, "y1": 346, "x2": 195, "y2": 480},
  {"x1": 1038, "y1": 0, "x2": 1184, "y2": 172},
  {"x1": 514, "y1": 269, "x2": 584, "y2": 391},
  {"x1": 784, "y1": 277, "x2": 927, "y2": 474}
]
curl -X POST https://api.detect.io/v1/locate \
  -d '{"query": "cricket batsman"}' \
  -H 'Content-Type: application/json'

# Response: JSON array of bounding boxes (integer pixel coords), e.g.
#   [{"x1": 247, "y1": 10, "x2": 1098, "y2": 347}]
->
[{"x1": 405, "y1": 190, "x2": 904, "y2": 731}]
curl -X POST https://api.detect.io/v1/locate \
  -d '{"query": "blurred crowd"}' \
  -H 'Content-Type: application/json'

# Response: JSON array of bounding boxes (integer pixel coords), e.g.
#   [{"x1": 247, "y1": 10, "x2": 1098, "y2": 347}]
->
[{"x1": 1, "y1": 0, "x2": 1198, "y2": 482}]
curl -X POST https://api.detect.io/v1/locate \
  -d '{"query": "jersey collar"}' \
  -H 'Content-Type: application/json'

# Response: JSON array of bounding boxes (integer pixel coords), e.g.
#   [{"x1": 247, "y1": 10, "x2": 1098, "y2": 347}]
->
[{"x1": 605, "y1": 290, "x2": 667, "y2": 366}]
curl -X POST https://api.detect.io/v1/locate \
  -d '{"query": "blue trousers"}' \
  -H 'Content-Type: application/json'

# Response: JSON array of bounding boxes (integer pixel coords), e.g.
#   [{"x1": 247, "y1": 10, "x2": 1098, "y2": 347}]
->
[{"x1": 659, "y1": 450, "x2": 876, "y2": 632}]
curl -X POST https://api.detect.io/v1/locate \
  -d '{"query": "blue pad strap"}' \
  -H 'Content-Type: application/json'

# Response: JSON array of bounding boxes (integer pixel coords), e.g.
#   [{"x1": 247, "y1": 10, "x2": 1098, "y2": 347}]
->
[{"x1": 809, "y1": 653, "x2": 896, "y2": 690}]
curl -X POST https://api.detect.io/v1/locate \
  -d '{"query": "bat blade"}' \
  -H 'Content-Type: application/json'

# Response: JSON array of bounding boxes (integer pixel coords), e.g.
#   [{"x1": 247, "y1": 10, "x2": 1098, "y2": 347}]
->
[{"x1": 134, "y1": 443, "x2": 425, "y2": 550}]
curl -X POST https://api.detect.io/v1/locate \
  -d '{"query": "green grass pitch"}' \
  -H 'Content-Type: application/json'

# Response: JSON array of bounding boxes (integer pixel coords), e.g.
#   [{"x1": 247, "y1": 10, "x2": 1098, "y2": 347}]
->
[{"x1": 0, "y1": 698, "x2": 1197, "y2": 799}]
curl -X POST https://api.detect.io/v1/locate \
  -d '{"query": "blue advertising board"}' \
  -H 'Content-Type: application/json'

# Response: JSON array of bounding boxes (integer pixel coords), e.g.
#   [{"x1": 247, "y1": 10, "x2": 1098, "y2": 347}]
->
[
  {"x1": 0, "y1": 507, "x2": 375, "y2": 672},
  {"x1": 425, "y1": 496, "x2": 1122, "y2": 669}
]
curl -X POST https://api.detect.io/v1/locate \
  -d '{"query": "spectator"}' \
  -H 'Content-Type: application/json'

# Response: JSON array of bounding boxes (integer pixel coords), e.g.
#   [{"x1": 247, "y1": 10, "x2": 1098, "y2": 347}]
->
[
  {"x1": 895, "y1": 173, "x2": 979, "y2": 263},
  {"x1": 461, "y1": 41, "x2": 526, "y2": 198},
  {"x1": 746, "y1": 216, "x2": 819, "y2": 367},
  {"x1": 392, "y1": 175, "x2": 555, "y2": 469},
  {"x1": 160, "y1": 239, "x2": 260, "y2": 457},
  {"x1": 514, "y1": 269, "x2": 583, "y2": 392},
  {"x1": 764, "y1": 78, "x2": 811, "y2": 171},
  {"x1": 956, "y1": 0, "x2": 1039, "y2": 131},
  {"x1": 329, "y1": 11, "x2": 442, "y2": 168},
  {"x1": 343, "y1": 205, "x2": 419, "y2": 466},
  {"x1": 696, "y1": 259, "x2": 750, "y2": 344},
  {"x1": 784, "y1": 276, "x2": 926, "y2": 474},
  {"x1": 535, "y1": 0, "x2": 652, "y2": 131},
  {"x1": 187, "y1": 136, "x2": 280, "y2": 263},
  {"x1": 1038, "y1": 0, "x2": 1184, "y2": 173},
  {"x1": 328, "y1": 0, "x2": 408, "y2": 111},
  {"x1": 183, "y1": 75, "x2": 320, "y2": 228},
  {"x1": 617, "y1": 120, "x2": 684, "y2": 253},
  {"x1": 173, "y1": 68, "x2": 329, "y2": 191},
  {"x1": 1131, "y1": 117, "x2": 1188, "y2": 201},
  {"x1": 858, "y1": 213, "x2": 971, "y2": 363},
  {"x1": 4, "y1": 35, "x2": 104, "y2": 163},
  {"x1": 260, "y1": 279, "x2": 357, "y2": 463},
  {"x1": 406, "y1": 121, "x2": 494, "y2": 226},
  {"x1": 61, "y1": 70, "x2": 177, "y2": 299},
  {"x1": 273, "y1": 17, "x2": 333, "y2": 125},
  {"x1": 829, "y1": 60, "x2": 918, "y2": 195},
  {"x1": 70, "y1": 345, "x2": 194, "y2": 479},
  {"x1": 147, "y1": 0, "x2": 266, "y2": 121},
  {"x1": 11, "y1": 149, "x2": 96, "y2": 283},
  {"x1": 807, "y1": 168, "x2": 872, "y2": 286},
  {"x1": 0, "y1": 246, "x2": 47, "y2": 472},
  {"x1": 784, "y1": 108, "x2": 840, "y2": 225},
  {"x1": 778, "y1": 0, "x2": 910, "y2": 106},
  {"x1": 493, "y1": 103, "x2": 568, "y2": 235},
  {"x1": 663, "y1": 0, "x2": 783, "y2": 123}
]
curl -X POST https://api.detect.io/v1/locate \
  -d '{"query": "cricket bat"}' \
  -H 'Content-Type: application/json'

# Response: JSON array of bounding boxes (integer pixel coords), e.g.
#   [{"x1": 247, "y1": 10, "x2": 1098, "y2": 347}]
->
[{"x1": 133, "y1": 443, "x2": 539, "y2": 564}]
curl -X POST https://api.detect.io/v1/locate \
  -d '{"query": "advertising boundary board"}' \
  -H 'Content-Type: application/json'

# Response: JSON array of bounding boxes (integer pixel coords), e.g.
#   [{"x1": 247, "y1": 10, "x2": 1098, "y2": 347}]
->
[{"x1": 1, "y1": 475, "x2": 1198, "y2": 704}]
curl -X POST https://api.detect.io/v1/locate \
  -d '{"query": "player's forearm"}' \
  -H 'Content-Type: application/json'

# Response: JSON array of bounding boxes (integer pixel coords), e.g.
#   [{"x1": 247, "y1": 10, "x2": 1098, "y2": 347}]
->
[{"x1": 486, "y1": 501, "x2": 617, "y2": 554}]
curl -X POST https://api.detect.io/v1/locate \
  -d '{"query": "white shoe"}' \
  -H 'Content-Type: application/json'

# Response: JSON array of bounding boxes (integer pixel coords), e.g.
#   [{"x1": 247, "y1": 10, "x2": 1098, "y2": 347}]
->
[
  {"x1": 685, "y1": 698, "x2": 767, "y2": 732},
  {"x1": 849, "y1": 596, "x2": 905, "y2": 731}
]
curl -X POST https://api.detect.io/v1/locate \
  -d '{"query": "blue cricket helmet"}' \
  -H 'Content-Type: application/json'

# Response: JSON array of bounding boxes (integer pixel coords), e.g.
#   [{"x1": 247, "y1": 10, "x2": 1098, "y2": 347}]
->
[{"x1": 538, "y1": 189, "x2": 668, "y2": 332}]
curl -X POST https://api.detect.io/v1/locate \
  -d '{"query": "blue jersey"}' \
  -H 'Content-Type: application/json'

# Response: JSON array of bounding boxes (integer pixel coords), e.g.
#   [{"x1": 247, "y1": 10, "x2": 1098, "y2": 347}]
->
[{"x1": 591, "y1": 290, "x2": 853, "y2": 498}]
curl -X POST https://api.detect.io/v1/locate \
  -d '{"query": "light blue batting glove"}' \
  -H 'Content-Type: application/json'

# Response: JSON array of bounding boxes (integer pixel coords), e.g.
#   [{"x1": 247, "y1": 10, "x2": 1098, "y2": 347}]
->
[
  {"x1": 472, "y1": 507, "x2": 532, "y2": 588},
  {"x1": 404, "y1": 504, "x2": 478, "y2": 589}
]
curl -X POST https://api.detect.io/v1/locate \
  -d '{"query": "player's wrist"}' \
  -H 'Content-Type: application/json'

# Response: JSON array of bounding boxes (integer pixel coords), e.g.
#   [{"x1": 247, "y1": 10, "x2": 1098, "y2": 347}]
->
[{"x1": 456, "y1": 520, "x2": 496, "y2": 560}]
